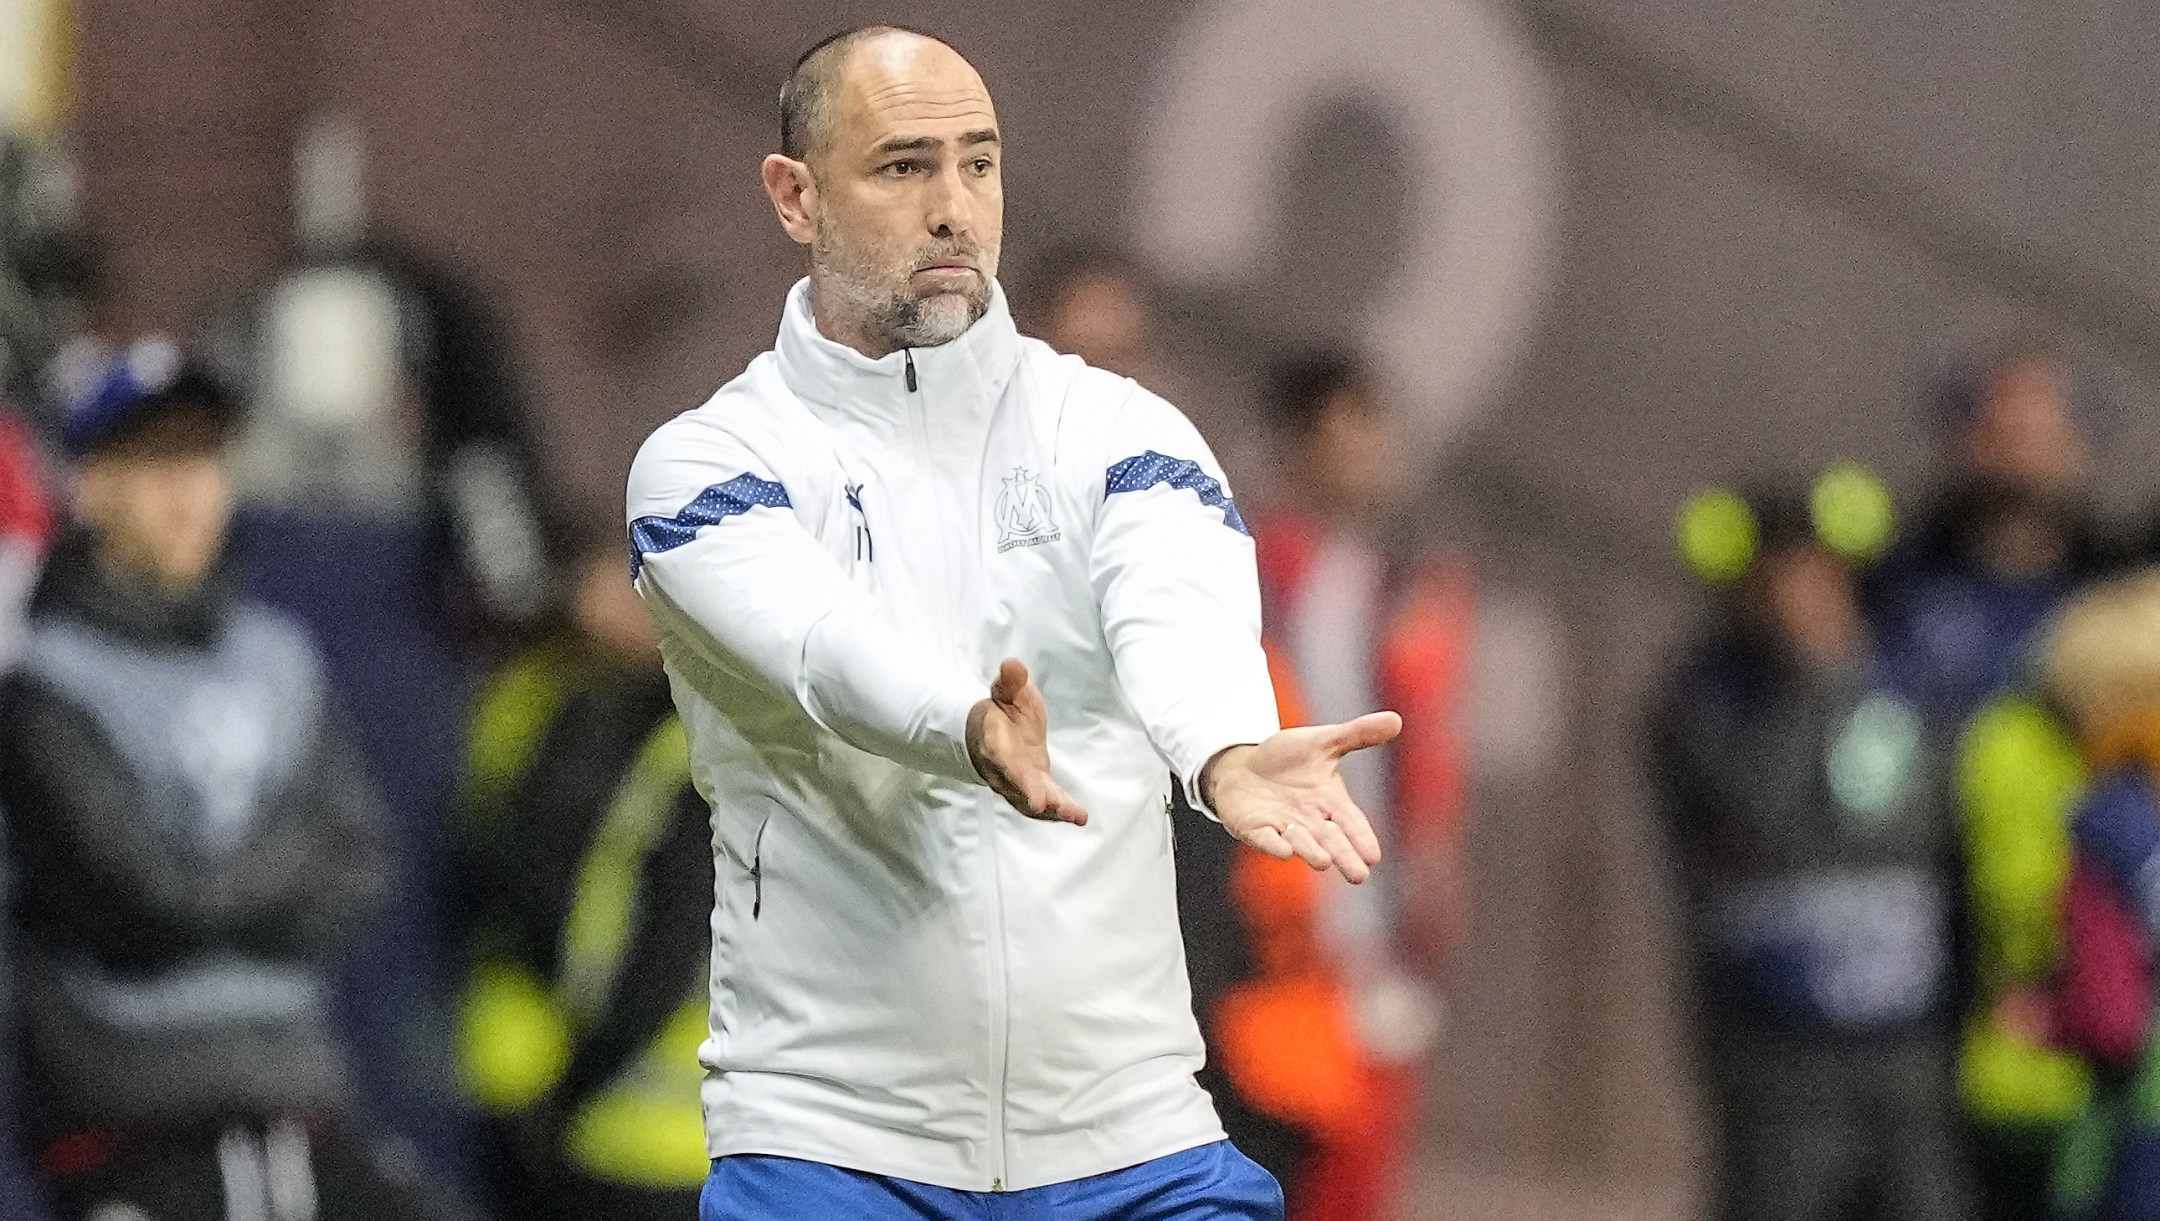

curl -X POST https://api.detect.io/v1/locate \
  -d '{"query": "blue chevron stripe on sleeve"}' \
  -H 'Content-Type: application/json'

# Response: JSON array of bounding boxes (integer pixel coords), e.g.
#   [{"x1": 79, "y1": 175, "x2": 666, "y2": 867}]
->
[
  {"x1": 1103, "y1": 451, "x2": 1250, "y2": 536},
  {"x1": 629, "y1": 472, "x2": 792, "y2": 578}
]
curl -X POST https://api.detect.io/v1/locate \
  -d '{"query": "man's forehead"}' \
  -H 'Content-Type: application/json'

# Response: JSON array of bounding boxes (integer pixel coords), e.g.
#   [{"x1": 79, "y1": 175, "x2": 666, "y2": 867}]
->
[{"x1": 834, "y1": 34, "x2": 997, "y2": 146}]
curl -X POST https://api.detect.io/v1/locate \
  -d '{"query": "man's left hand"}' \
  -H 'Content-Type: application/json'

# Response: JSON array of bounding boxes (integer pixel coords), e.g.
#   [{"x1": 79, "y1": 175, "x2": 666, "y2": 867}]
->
[{"x1": 1199, "y1": 712, "x2": 1400, "y2": 884}]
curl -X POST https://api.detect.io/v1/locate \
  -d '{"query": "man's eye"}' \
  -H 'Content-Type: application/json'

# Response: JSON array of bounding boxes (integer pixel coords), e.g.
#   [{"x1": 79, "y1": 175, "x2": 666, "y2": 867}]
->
[
  {"x1": 883, "y1": 161, "x2": 921, "y2": 176},
  {"x1": 970, "y1": 158, "x2": 995, "y2": 175}
]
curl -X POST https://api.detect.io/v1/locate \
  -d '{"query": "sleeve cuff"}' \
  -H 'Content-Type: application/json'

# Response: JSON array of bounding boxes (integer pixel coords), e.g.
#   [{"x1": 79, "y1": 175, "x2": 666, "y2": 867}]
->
[
  {"x1": 931, "y1": 684, "x2": 986, "y2": 786},
  {"x1": 1180, "y1": 738, "x2": 1264, "y2": 822}
]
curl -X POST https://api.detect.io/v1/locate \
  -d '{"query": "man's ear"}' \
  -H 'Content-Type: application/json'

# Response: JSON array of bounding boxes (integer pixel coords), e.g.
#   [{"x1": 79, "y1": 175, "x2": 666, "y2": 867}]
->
[{"x1": 762, "y1": 154, "x2": 819, "y2": 246}]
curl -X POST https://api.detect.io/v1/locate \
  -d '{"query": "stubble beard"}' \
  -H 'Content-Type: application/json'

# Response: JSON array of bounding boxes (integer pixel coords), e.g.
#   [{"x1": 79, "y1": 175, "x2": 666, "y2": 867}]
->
[{"x1": 812, "y1": 218, "x2": 996, "y2": 354}]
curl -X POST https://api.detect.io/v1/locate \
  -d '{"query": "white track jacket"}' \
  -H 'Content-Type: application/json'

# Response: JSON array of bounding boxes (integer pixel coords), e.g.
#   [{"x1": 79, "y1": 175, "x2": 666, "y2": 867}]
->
[{"x1": 624, "y1": 279, "x2": 1279, "y2": 1191}]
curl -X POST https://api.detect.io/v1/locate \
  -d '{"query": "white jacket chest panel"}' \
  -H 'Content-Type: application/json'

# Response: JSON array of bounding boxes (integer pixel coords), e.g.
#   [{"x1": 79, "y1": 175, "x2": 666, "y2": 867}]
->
[{"x1": 791, "y1": 363, "x2": 1115, "y2": 731}]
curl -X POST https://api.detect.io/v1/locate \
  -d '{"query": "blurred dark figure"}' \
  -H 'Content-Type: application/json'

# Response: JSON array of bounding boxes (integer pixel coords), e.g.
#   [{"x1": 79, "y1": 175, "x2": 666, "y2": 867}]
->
[
  {"x1": 0, "y1": 340, "x2": 472, "y2": 1221},
  {"x1": 2031, "y1": 572, "x2": 2160, "y2": 1221},
  {"x1": 1866, "y1": 341, "x2": 2115, "y2": 1220},
  {"x1": 453, "y1": 533, "x2": 711, "y2": 1221},
  {"x1": 0, "y1": 393, "x2": 57, "y2": 1220},
  {"x1": 1655, "y1": 479, "x2": 1971, "y2": 1221},
  {"x1": 1187, "y1": 352, "x2": 1468, "y2": 1221},
  {"x1": 0, "y1": 814, "x2": 57, "y2": 1221},
  {"x1": 0, "y1": 134, "x2": 93, "y2": 416},
  {"x1": 218, "y1": 237, "x2": 556, "y2": 639},
  {"x1": 213, "y1": 115, "x2": 561, "y2": 1183},
  {"x1": 1866, "y1": 341, "x2": 2110, "y2": 723},
  {"x1": 218, "y1": 114, "x2": 556, "y2": 639}
]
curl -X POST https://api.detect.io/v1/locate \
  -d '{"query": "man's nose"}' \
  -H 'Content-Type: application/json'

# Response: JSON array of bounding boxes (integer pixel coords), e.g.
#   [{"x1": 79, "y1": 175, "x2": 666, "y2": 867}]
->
[{"x1": 925, "y1": 165, "x2": 972, "y2": 238}]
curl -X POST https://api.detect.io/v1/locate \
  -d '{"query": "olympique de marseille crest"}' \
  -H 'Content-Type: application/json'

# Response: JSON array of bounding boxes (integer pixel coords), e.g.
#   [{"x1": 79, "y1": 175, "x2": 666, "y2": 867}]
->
[{"x1": 995, "y1": 467, "x2": 1060, "y2": 552}]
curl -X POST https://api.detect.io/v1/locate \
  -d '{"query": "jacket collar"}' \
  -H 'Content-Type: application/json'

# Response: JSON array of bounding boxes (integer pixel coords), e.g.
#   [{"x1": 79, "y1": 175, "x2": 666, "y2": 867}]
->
[
  {"x1": 31, "y1": 528, "x2": 230, "y2": 650},
  {"x1": 772, "y1": 277, "x2": 1020, "y2": 433}
]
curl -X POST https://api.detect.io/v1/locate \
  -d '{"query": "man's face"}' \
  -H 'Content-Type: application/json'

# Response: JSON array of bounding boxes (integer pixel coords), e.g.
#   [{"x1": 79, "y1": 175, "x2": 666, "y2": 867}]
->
[
  {"x1": 76, "y1": 450, "x2": 233, "y2": 592},
  {"x1": 1748, "y1": 542, "x2": 1865, "y2": 673},
  {"x1": 1965, "y1": 358, "x2": 2089, "y2": 499},
  {"x1": 1301, "y1": 386, "x2": 1403, "y2": 522},
  {"x1": 770, "y1": 36, "x2": 1004, "y2": 355},
  {"x1": 1045, "y1": 271, "x2": 1152, "y2": 377}
]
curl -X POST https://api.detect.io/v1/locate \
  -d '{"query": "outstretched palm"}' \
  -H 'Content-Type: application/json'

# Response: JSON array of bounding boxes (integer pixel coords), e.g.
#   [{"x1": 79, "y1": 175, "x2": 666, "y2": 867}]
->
[{"x1": 1202, "y1": 713, "x2": 1401, "y2": 884}]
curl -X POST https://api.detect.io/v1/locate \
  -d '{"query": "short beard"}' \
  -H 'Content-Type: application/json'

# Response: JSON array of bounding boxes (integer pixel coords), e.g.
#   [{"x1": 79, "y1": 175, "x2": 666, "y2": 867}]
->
[{"x1": 812, "y1": 219, "x2": 994, "y2": 354}]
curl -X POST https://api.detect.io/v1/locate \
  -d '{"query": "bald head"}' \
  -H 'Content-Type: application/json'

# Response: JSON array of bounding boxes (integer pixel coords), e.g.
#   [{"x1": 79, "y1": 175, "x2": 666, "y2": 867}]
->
[
  {"x1": 761, "y1": 25, "x2": 1005, "y2": 358},
  {"x1": 781, "y1": 25, "x2": 961, "y2": 163}
]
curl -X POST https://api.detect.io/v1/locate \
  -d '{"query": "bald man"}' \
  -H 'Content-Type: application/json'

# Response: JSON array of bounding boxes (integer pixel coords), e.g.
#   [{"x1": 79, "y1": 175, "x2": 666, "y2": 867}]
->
[{"x1": 625, "y1": 26, "x2": 1398, "y2": 1221}]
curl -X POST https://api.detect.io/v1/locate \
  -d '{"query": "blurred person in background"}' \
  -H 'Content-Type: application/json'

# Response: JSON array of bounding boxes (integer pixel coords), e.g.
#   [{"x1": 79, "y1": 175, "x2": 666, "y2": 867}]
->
[
  {"x1": 453, "y1": 528, "x2": 711, "y2": 1221},
  {"x1": 0, "y1": 339, "x2": 473, "y2": 1221},
  {"x1": 219, "y1": 113, "x2": 558, "y2": 645},
  {"x1": 0, "y1": 392, "x2": 55, "y2": 1220},
  {"x1": 1955, "y1": 662, "x2": 2094, "y2": 1221},
  {"x1": 1030, "y1": 245, "x2": 1161, "y2": 384},
  {"x1": 1654, "y1": 472, "x2": 1971, "y2": 1221},
  {"x1": 1028, "y1": 246, "x2": 1262, "y2": 484},
  {"x1": 1197, "y1": 351, "x2": 1468, "y2": 1221},
  {"x1": 1866, "y1": 340, "x2": 2112, "y2": 724},
  {"x1": 208, "y1": 114, "x2": 562, "y2": 1184},
  {"x1": 2028, "y1": 572, "x2": 2160, "y2": 1221},
  {"x1": 0, "y1": 132, "x2": 91, "y2": 420},
  {"x1": 1868, "y1": 341, "x2": 2115, "y2": 1219}
]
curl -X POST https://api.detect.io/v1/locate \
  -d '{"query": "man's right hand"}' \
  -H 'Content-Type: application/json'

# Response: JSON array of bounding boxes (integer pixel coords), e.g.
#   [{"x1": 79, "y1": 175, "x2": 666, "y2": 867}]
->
[{"x1": 966, "y1": 658, "x2": 1089, "y2": 825}]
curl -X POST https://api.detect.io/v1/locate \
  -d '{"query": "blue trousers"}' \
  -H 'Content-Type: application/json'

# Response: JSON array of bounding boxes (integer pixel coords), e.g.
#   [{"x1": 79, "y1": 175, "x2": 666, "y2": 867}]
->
[{"x1": 699, "y1": 1141, "x2": 1283, "y2": 1221}]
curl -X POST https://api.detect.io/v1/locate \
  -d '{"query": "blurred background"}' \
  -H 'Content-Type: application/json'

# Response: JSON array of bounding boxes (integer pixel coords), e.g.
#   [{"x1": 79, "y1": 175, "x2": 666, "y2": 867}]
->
[{"x1": 9, "y1": 0, "x2": 2160, "y2": 1219}]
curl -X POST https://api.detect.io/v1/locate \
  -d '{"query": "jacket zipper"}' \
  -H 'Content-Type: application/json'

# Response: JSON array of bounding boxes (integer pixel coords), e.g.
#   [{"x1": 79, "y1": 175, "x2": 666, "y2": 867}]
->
[
  {"x1": 984, "y1": 793, "x2": 1011, "y2": 1191},
  {"x1": 902, "y1": 341, "x2": 1006, "y2": 1189}
]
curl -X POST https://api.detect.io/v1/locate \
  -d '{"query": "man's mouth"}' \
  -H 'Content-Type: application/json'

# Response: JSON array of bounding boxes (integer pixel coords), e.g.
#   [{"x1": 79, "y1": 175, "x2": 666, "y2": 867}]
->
[{"x1": 913, "y1": 261, "x2": 981, "y2": 292}]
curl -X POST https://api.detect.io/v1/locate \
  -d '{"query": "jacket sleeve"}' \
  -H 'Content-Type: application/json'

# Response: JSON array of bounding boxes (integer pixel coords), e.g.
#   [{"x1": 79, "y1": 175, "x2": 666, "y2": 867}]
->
[
  {"x1": 627, "y1": 422, "x2": 984, "y2": 785},
  {"x1": 1089, "y1": 388, "x2": 1280, "y2": 809}
]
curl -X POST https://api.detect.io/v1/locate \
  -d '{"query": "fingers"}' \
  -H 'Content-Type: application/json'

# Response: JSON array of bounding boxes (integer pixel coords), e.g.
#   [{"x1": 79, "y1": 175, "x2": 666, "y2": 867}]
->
[
  {"x1": 990, "y1": 657, "x2": 1030, "y2": 707},
  {"x1": 1238, "y1": 796, "x2": 1379, "y2": 882},
  {"x1": 1242, "y1": 824, "x2": 1295, "y2": 861},
  {"x1": 985, "y1": 763, "x2": 1089, "y2": 826},
  {"x1": 1325, "y1": 796, "x2": 1384, "y2": 868},
  {"x1": 1282, "y1": 819, "x2": 1373, "y2": 884},
  {"x1": 978, "y1": 657, "x2": 1085, "y2": 825},
  {"x1": 1241, "y1": 818, "x2": 1369, "y2": 883},
  {"x1": 1278, "y1": 823, "x2": 1331, "y2": 871},
  {"x1": 1032, "y1": 781, "x2": 1089, "y2": 827},
  {"x1": 1327, "y1": 710, "x2": 1403, "y2": 757}
]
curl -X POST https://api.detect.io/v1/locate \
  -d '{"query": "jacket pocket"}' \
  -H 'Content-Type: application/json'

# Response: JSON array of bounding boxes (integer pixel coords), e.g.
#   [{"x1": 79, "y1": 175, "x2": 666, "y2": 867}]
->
[{"x1": 750, "y1": 813, "x2": 772, "y2": 920}]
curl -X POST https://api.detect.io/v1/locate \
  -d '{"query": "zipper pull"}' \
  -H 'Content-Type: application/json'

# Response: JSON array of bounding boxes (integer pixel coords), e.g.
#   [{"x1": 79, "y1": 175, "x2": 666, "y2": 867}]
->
[{"x1": 904, "y1": 348, "x2": 918, "y2": 393}]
